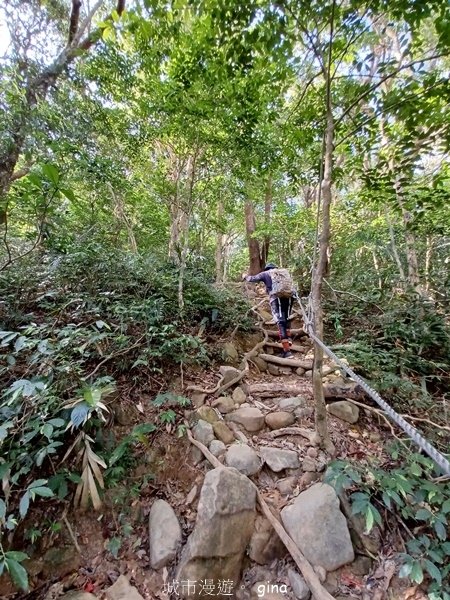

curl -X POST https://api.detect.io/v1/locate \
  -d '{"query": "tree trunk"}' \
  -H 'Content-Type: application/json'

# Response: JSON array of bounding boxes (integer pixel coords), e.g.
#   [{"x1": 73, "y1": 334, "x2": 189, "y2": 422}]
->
[
  {"x1": 261, "y1": 175, "x2": 272, "y2": 266},
  {"x1": 215, "y1": 201, "x2": 224, "y2": 283},
  {"x1": 384, "y1": 206, "x2": 406, "y2": 282},
  {"x1": 245, "y1": 200, "x2": 263, "y2": 275},
  {"x1": 310, "y1": 104, "x2": 334, "y2": 453}
]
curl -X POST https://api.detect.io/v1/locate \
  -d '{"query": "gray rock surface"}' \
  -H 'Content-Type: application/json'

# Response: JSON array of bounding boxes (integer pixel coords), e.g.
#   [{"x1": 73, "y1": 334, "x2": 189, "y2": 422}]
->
[
  {"x1": 176, "y1": 467, "x2": 256, "y2": 598},
  {"x1": 260, "y1": 447, "x2": 300, "y2": 472},
  {"x1": 209, "y1": 439, "x2": 227, "y2": 457},
  {"x1": 225, "y1": 407, "x2": 265, "y2": 432},
  {"x1": 192, "y1": 419, "x2": 215, "y2": 445},
  {"x1": 149, "y1": 499, "x2": 182, "y2": 569},
  {"x1": 265, "y1": 411, "x2": 295, "y2": 429},
  {"x1": 328, "y1": 400, "x2": 359, "y2": 424},
  {"x1": 281, "y1": 483, "x2": 354, "y2": 571},
  {"x1": 288, "y1": 569, "x2": 311, "y2": 600},
  {"x1": 225, "y1": 444, "x2": 261, "y2": 476}
]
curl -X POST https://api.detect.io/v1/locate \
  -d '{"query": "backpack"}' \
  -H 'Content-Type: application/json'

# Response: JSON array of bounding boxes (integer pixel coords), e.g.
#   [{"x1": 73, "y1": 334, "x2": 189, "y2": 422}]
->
[{"x1": 270, "y1": 268, "x2": 295, "y2": 298}]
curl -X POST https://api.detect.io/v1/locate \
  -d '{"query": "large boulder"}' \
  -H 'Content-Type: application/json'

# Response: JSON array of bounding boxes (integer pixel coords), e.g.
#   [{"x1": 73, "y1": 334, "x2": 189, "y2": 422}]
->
[
  {"x1": 219, "y1": 366, "x2": 241, "y2": 385},
  {"x1": 225, "y1": 407, "x2": 265, "y2": 432},
  {"x1": 149, "y1": 499, "x2": 182, "y2": 569},
  {"x1": 280, "y1": 483, "x2": 354, "y2": 571},
  {"x1": 212, "y1": 421, "x2": 235, "y2": 444},
  {"x1": 225, "y1": 444, "x2": 261, "y2": 476},
  {"x1": 260, "y1": 447, "x2": 299, "y2": 472},
  {"x1": 277, "y1": 397, "x2": 306, "y2": 412},
  {"x1": 328, "y1": 401, "x2": 359, "y2": 424},
  {"x1": 176, "y1": 467, "x2": 256, "y2": 598},
  {"x1": 212, "y1": 396, "x2": 235, "y2": 414},
  {"x1": 196, "y1": 406, "x2": 219, "y2": 424},
  {"x1": 265, "y1": 411, "x2": 295, "y2": 430},
  {"x1": 192, "y1": 419, "x2": 215, "y2": 445}
]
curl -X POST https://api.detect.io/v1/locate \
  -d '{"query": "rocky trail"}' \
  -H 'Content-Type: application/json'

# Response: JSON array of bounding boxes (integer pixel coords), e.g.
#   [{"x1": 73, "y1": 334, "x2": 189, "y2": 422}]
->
[{"x1": 6, "y1": 290, "x2": 420, "y2": 600}]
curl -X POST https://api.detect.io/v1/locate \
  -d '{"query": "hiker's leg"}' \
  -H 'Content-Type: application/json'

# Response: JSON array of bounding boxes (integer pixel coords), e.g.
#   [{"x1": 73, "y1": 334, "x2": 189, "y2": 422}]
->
[
  {"x1": 278, "y1": 298, "x2": 292, "y2": 355},
  {"x1": 286, "y1": 297, "x2": 294, "y2": 346}
]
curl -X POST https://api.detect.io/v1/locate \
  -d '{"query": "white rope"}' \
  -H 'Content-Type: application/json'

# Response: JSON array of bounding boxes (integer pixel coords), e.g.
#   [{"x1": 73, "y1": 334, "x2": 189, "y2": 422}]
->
[{"x1": 294, "y1": 292, "x2": 450, "y2": 476}]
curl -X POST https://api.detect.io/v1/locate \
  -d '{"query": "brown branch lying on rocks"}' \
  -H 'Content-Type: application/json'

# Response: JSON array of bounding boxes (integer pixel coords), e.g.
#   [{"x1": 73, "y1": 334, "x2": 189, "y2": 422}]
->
[
  {"x1": 264, "y1": 341, "x2": 308, "y2": 353},
  {"x1": 185, "y1": 427, "x2": 335, "y2": 600},
  {"x1": 187, "y1": 376, "x2": 225, "y2": 395},
  {"x1": 261, "y1": 427, "x2": 319, "y2": 444},
  {"x1": 260, "y1": 353, "x2": 313, "y2": 370},
  {"x1": 267, "y1": 328, "x2": 308, "y2": 338}
]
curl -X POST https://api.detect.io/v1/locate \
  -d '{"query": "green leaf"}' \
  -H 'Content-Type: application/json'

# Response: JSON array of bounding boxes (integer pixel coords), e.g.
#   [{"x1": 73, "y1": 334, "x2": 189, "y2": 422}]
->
[
  {"x1": 5, "y1": 552, "x2": 28, "y2": 562},
  {"x1": 5, "y1": 557, "x2": 29, "y2": 591},
  {"x1": 107, "y1": 537, "x2": 122, "y2": 558},
  {"x1": 60, "y1": 188, "x2": 76, "y2": 202},
  {"x1": 415, "y1": 507, "x2": 432, "y2": 521},
  {"x1": 434, "y1": 520, "x2": 447, "y2": 540},
  {"x1": 19, "y1": 492, "x2": 30, "y2": 518},
  {"x1": 410, "y1": 463, "x2": 422, "y2": 476},
  {"x1": 42, "y1": 423, "x2": 54, "y2": 440},
  {"x1": 28, "y1": 479, "x2": 48, "y2": 489},
  {"x1": 423, "y1": 559, "x2": 442, "y2": 585},
  {"x1": 0, "y1": 498, "x2": 6, "y2": 520},
  {"x1": 410, "y1": 561, "x2": 424, "y2": 584},
  {"x1": 399, "y1": 561, "x2": 413, "y2": 579},
  {"x1": 42, "y1": 164, "x2": 59, "y2": 186},
  {"x1": 365, "y1": 505, "x2": 374, "y2": 532},
  {"x1": 31, "y1": 486, "x2": 54, "y2": 498}
]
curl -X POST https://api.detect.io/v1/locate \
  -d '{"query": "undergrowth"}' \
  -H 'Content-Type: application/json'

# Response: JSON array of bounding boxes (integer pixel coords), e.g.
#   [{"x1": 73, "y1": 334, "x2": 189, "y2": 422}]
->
[{"x1": 0, "y1": 246, "x2": 251, "y2": 590}]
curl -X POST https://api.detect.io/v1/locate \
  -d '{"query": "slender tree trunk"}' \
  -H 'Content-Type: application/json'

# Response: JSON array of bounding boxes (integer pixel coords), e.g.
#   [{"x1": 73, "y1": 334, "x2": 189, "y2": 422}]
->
[
  {"x1": 261, "y1": 175, "x2": 272, "y2": 265},
  {"x1": 310, "y1": 104, "x2": 334, "y2": 453},
  {"x1": 425, "y1": 236, "x2": 433, "y2": 292},
  {"x1": 215, "y1": 200, "x2": 224, "y2": 283},
  {"x1": 245, "y1": 200, "x2": 263, "y2": 275},
  {"x1": 384, "y1": 206, "x2": 406, "y2": 282}
]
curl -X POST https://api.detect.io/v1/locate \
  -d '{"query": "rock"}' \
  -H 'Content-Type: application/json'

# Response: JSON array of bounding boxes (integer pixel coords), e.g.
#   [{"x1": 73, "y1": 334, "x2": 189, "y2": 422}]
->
[
  {"x1": 259, "y1": 309, "x2": 274, "y2": 322},
  {"x1": 192, "y1": 419, "x2": 215, "y2": 445},
  {"x1": 260, "y1": 447, "x2": 300, "y2": 472},
  {"x1": 276, "y1": 476, "x2": 297, "y2": 496},
  {"x1": 254, "y1": 357, "x2": 268, "y2": 372},
  {"x1": 149, "y1": 499, "x2": 182, "y2": 569},
  {"x1": 249, "y1": 515, "x2": 286, "y2": 564},
  {"x1": 191, "y1": 392, "x2": 206, "y2": 408},
  {"x1": 225, "y1": 407, "x2": 265, "y2": 432},
  {"x1": 60, "y1": 594, "x2": 98, "y2": 600},
  {"x1": 267, "y1": 364, "x2": 280, "y2": 376},
  {"x1": 288, "y1": 569, "x2": 311, "y2": 600},
  {"x1": 224, "y1": 341, "x2": 239, "y2": 363},
  {"x1": 212, "y1": 421, "x2": 235, "y2": 444},
  {"x1": 295, "y1": 407, "x2": 314, "y2": 419},
  {"x1": 369, "y1": 431, "x2": 382, "y2": 443},
  {"x1": 299, "y1": 472, "x2": 320, "y2": 489},
  {"x1": 114, "y1": 403, "x2": 135, "y2": 426},
  {"x1": 277, "y1": 397, "x2": 306, "y2": 412},
  {"x1": 176, "y1": 467, "x2": 256, "y2": 598},
  {"x1": 314, "y1": 565, "x2": 327, "y2": 583},
  {"x1": 191, "y1": 445, "x2": 203, "y2": 465},
  {"x1": 196, "y1": 406, "x2": 219, "y2": 424},
  {"x1": 279, "y1": 366, "x2": 293, "y2": 375},
  {"x1": 302, "y1": 457, "x2": 316, "y2": 472},
  {"x1": 209, "y1": 439, "x2": 227, "y2": 457},
  {"x1": 281, "y1": 483, "x2": 354, "y2": 571},
  {"x1": 265, "y1": 411, "x2": 295, "y2": 430},
  {"x1": 225, "y1": 444, "x2": 261, "y2": 476},
  {"x1": 296, "y1": 367, "x2": 306, "y2": 376},
  {"x1": 106, "y1": 575, "x2": 144, "y2": 600},
  {"x1": 304, "y1": 370, "x2": 313, "y2": 379},
  {"x1": 232, "y1": 387, "x2": 247, "y2": 405},
  {"x1": 42, "y1": 546, "x2": 82, "y2": 578},
  {"x1": 219, "y1": 365, "x2": 241, "y2": 385},
  {"x1": 212, "y1": 396, "x2": 235, "y2": 414},
  {"x1": 324, "y1": 571, "x2": 339, "y2": 593},
  {"x1": 306, "y1": 447, "x2": 318, "y2": 458},
  {"x1": 328, "y1": 401, "x2": 359, "y2": 424}
]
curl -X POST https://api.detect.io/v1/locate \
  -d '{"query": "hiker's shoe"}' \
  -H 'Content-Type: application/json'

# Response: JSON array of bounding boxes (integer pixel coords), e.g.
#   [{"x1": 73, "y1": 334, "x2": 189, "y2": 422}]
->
[{"x1": 281, "y1": 351, "x2": 294, "y2": 359}]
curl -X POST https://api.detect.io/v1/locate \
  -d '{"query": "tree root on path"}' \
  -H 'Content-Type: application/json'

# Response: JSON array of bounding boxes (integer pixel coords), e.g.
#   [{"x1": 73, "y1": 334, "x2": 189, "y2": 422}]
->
[
  {"x1": 261, "y1": 426, "x2": 318, "y2": 444},
  {"x1": 185, "y1": 427, "x2": 336, "y2": 600}
]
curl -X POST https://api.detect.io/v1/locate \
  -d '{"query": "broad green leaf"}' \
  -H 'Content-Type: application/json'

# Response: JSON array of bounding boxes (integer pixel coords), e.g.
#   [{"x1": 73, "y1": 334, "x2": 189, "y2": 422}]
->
[
  {"x1": 6, "y1": 557, "x2": 29, "y2": 591},
  {"x1": 19, "y1": 492, "x2": 30, "y2": 518},
  {"x1": 423, "y1": 559, "x2": 442, "y2": 585},
  {"x1": 410, "y1": 561, "x2": 424, "y2": 584},
  {"x1": 399, "y1": 562, "x2": 413, "y2": 578},
  {"x1": 0, "y1": 498, "x2": 6, "y2": 520},
  {"x1": 107, "y1": 536, "x2": 122, "y2": 558},
  {"x1": 415, "y1": 507, "x2": 432, "y2": 521},
  {"x1": 42, "y1": 164, "x2": 59, "y2": 185},
  {"x1": 5, "y1": 552, "x2": 28, "y2": 562},
  {"x1": 31, "y1": 486, "x2": 54, "y2": 498}
]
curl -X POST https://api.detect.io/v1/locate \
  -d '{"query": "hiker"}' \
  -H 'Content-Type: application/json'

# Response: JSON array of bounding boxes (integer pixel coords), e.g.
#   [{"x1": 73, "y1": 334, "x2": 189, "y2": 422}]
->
[{"x1": 243, "y1": 263, "x2": 296, "y2": 359}]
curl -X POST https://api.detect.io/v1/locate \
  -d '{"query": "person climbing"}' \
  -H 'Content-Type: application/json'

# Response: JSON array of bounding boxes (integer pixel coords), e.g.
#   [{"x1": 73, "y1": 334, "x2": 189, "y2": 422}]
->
[{"x1": 243, "y1": 263, "x2": 296, "y2": 359}]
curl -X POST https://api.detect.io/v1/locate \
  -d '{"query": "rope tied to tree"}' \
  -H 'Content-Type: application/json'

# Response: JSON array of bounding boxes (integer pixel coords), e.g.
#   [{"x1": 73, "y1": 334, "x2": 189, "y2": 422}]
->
[{"x1": 294, "y1": 292, "x2": 450, "y2": 477}]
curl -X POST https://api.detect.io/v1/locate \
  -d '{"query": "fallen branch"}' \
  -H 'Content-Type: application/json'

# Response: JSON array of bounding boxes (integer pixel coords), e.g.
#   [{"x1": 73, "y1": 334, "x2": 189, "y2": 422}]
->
[
  {"x1": 261, "y1": 427, "x2": 316, "y2": 443},
  {"x1": 187, "y1": 376, "x2": 224, "y2": 395},
  {"x1": 185, "y1": 427, "x2": 335, "y2": 600},
  {"x1": 260, "y1": 353, "x2": 313, "y2": 370},
  {"x1": 267, "y1": 328, "x2": 307, "y2": 338},
  {"x1": 264, "y1": 341, "x2": 307, "y2": 353}
]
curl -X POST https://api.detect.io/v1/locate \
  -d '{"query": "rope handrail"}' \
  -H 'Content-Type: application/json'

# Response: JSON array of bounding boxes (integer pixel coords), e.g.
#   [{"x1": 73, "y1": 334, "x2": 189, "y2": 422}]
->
[{"x1": 294, "y1": 292, "x2": 450, "y2": 476}]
